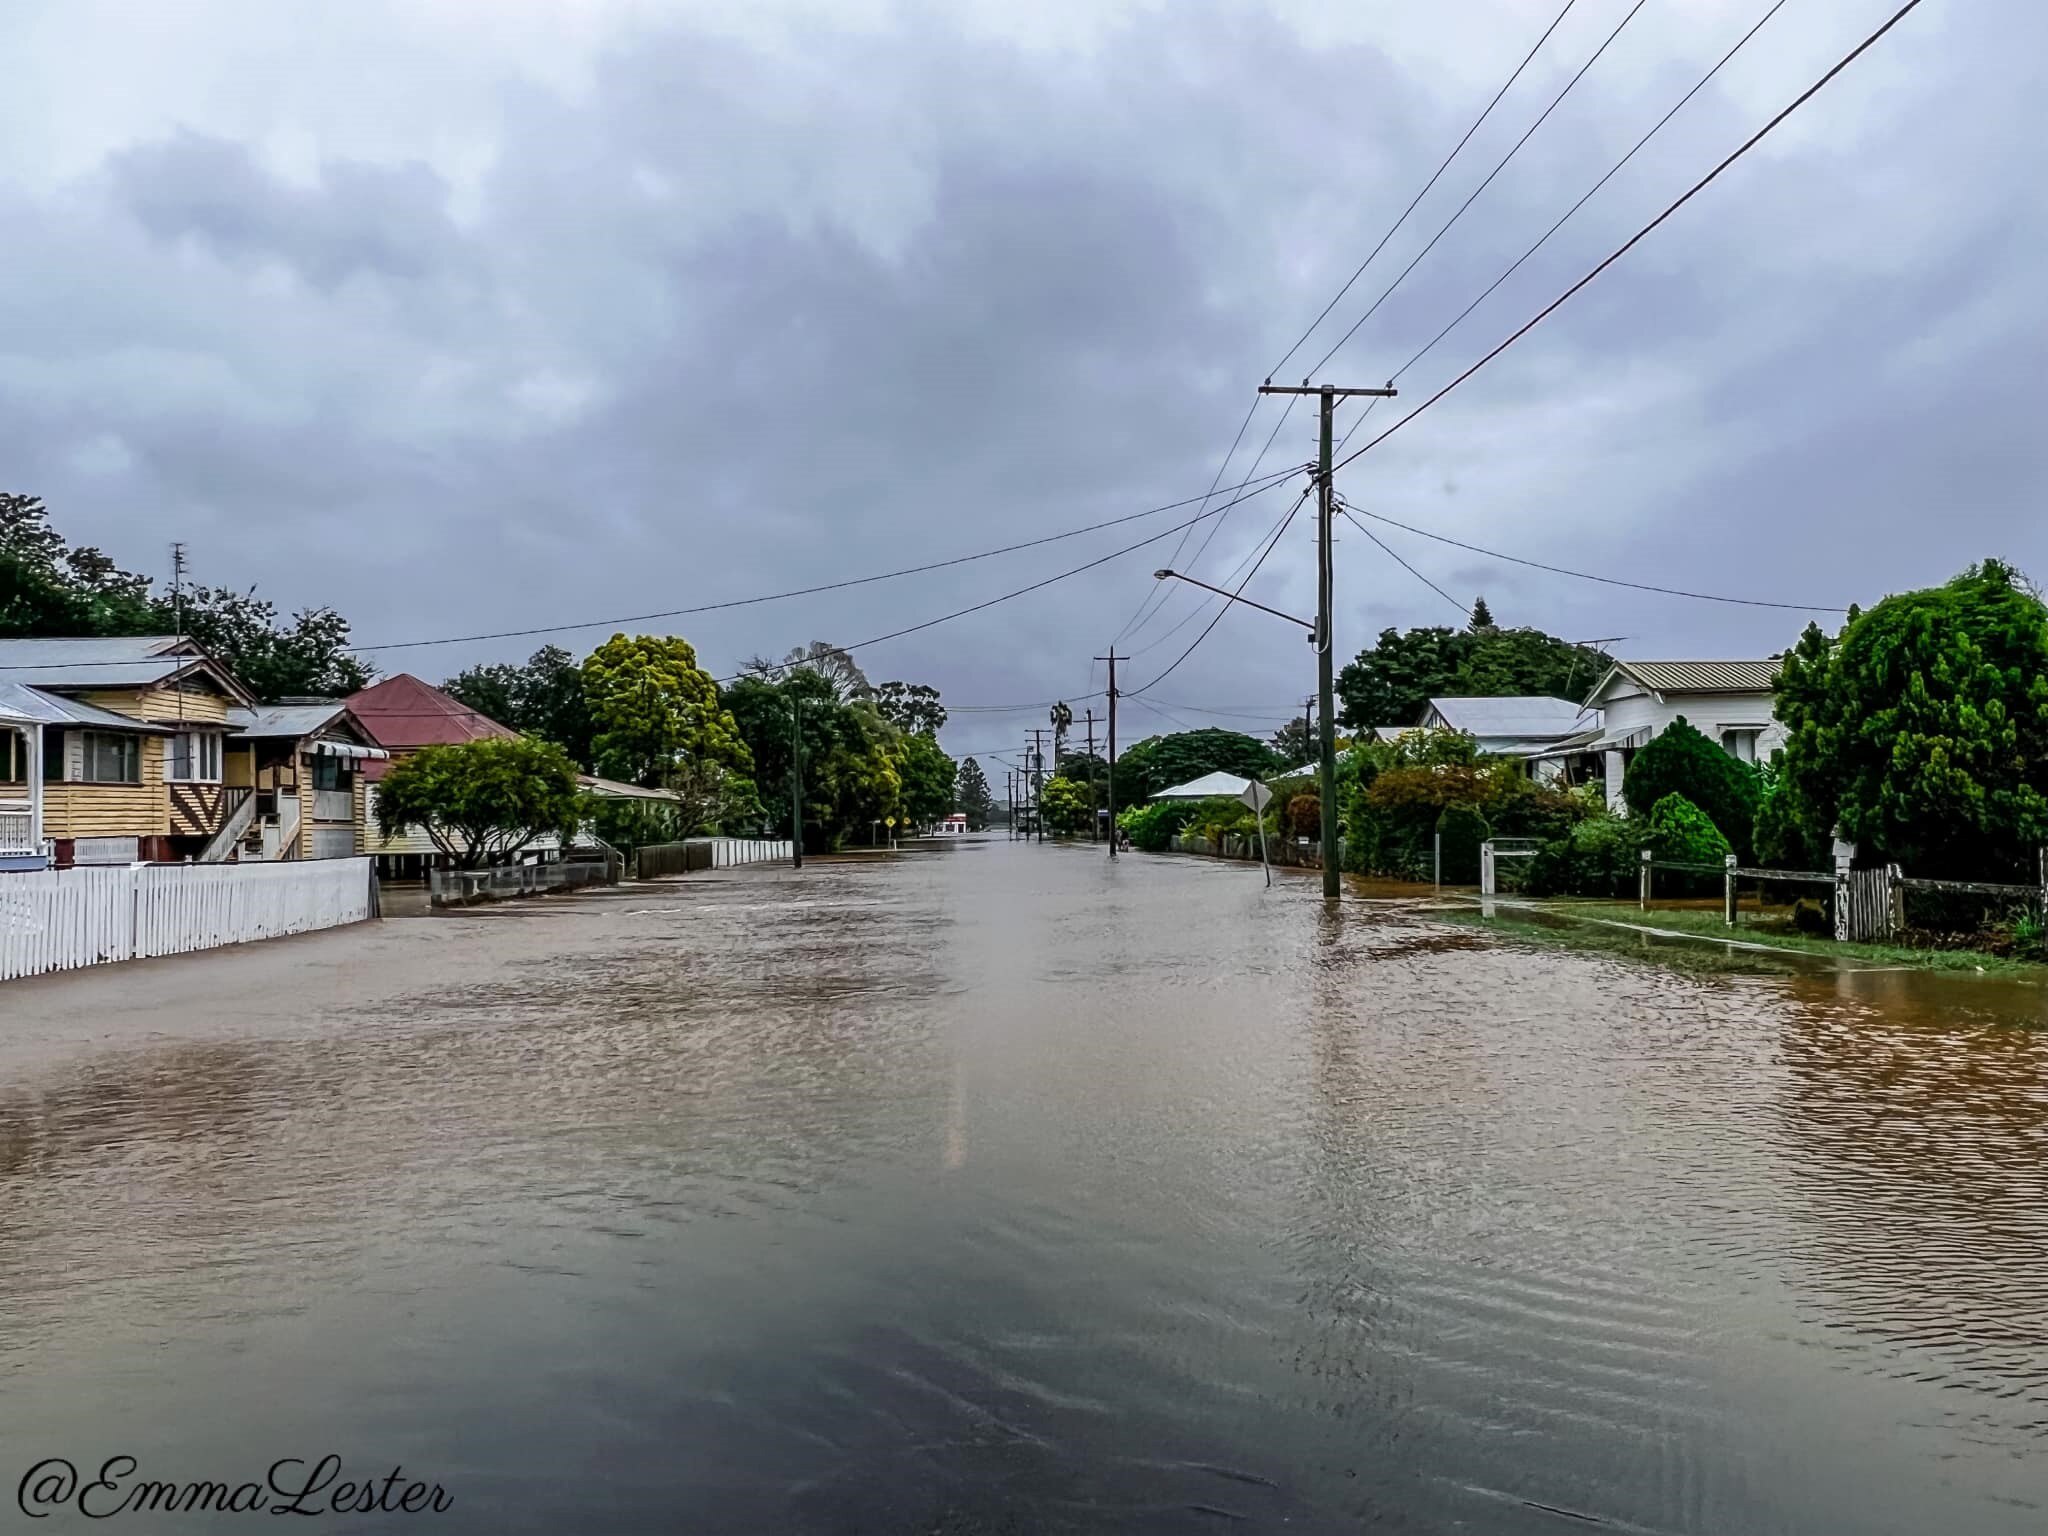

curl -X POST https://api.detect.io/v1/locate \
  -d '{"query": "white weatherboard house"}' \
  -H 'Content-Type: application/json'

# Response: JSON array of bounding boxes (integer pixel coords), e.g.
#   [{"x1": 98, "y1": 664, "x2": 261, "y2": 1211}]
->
[{"x1": 1582, "y1": 660, "x2": 1785, "y2": 811}]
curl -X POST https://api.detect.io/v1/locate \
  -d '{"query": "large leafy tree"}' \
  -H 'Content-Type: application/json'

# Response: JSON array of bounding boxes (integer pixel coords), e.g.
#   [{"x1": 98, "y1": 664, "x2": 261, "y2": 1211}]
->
[
  {"x1": 1038, "y1": 775, "x2": 1092, "y2": 836},
  {"x1": 893, "y1": 731, "x2": 957, "y2": 827},
  {"x1": 725, "y1": 671, "x2": 902, "y2": 850},
  {"x1": 955, "y1": 756, "x2": 996, "y2": 829},
  {"x1": 581, "y1": 633, "x2": 753, "y2": 790},
  {"x1": 865, "y1": 680, "x2": 947, "y2": 736},
  {"x1": 1622, "y1": 715, "x2": 1761, "y2": 860},
  {"x1": 174, "y1": 584, "x2": 372, "y2": 701},
  {"x1": 1336, "y1": 621, "x2": 1610, "y2": 730},
  {"x1": 1269, "y1": 715, "x2": 1314, "y2": 765},
  {"x1": 1, "y1": 492, "x2": 162, "y2": 637},
  {"x1": 744, "y1": 640, "x2": 871, "y2": 700},
  {"x1": 1112, "y1": 728, "x2": 1282, "y2": 802},
  {"x1": 1773, "y1": 560, "x2": 2048, "y2": 878},
  {"x1": 374, "y1": 737, "x2": 582, "y2": 867},
  {"x1": 445, "y1": 645, "x2": 595, "y2": 765}
]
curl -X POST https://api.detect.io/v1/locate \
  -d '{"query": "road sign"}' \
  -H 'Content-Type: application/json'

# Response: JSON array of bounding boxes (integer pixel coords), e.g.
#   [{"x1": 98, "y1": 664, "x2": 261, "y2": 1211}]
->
[{"x1": 1239, "y1": 781, "x2": 1272, "y2": 811}]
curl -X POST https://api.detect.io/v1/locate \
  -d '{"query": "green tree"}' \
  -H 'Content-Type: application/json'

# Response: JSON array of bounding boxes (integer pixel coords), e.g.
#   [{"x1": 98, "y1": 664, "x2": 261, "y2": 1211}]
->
[
  {"x1": 865, "y1": 680, "x2": 947, "y2": 736},
  {"x1": 955, "y1": 756, "x2": 996, "y2": 830},
  {"x1": 1436, "y1": 804, "x2": 1490, "y2": 883},
  {"x1": 724, "y1": 671, "x2": 901, "y2": 850},
  {"x1": 1642, "y1": 792, "x2": 1733, "y2": 867},
  {"x1": 1336, "y1": 622, "x2": 1610, "y2": 730},
  {"x1": 894, "y1": 731, "x2": 958, "y2": 827},
  {"x1": 445, "y1": 645, "x2": 594, "y2": 765},
  {"x1": 1112, "y1": 728, "x2": 1282, "y2": 802},
  {"x1": 1039, "y1": 775, "x2": 1092, "y2": 836},
  {"x1": 581, "y1": 634, "x2": 752, "y2": 790},
  {"x1": 1269, "y1": 715, "x2": 1313, "y2": 765},
  {"x1": 374, "y1": 737, "x2": 582, "y2": 867},
  {"x1": 174, "y1": 584, "x2": 372, "y2": 702},
  {"x1": 744, "y1": 640, "x2": 870, "y2": 699},
  {"x1": 1, "y1": 492, "x2": 162, "y2": 637},
  {"x1": 1622, "y1": 716, "x2": 1761, "y2": 860},
  {"x1": 1774, "y1": 561, "x2": 2048, "y2": 878}
]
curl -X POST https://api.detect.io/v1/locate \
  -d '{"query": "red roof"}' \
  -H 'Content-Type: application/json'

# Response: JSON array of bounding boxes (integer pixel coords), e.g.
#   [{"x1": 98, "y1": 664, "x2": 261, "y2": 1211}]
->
[{"x1": 345, "y1": 673, "x2": 518, "y2": 752}]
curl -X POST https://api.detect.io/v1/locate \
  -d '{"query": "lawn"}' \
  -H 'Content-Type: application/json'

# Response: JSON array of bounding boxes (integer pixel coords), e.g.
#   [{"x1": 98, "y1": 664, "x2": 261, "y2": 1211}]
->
[{"x1": 1468, "y1": 896, "x2": 2048, "y2": 979}]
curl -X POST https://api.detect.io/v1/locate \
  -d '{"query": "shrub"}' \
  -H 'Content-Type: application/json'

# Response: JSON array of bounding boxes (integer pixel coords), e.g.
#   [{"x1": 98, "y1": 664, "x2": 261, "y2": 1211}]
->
[
  {"x1": 1435, "y1": 805, "x2": 1489, "y2": 884},
  {"x1": 1116, "y1": 799, "x2": 1198, "y2": 852},
  {"x1": 1526, "y1": 815, "x2": 1640, "y2": 898},
  {"x1": 1791, "y1": 897, "x2": 1830, "y2": 935},
  {"x1": 1623, "y1": 717, "x2": 1761, "y2": 859},
  {"x1": 1284, "y1": 792, "x2": 1320, "y2": 840},
  {"x1": 1643, "y1": 793, "x2": 1733, "y2": 867}
]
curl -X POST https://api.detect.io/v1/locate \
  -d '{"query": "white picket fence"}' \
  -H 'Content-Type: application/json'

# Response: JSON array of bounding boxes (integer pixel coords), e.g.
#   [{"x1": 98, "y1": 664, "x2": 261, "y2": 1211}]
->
[
  {"x1": 707, "y1": 838, "x2": 793, "y2": 868},
  {"x1": 1, "y1": 858, "x2": 375, "y2": 982}
]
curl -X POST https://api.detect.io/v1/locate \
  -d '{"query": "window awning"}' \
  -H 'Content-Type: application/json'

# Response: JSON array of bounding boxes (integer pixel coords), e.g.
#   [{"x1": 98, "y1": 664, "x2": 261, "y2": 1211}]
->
[
  {"x1": 312, "y1": 739, "x2": 388, "y2": 761},
  {"x1": 1591, "y1": 725, "x2": 1655, "y2": 751}
]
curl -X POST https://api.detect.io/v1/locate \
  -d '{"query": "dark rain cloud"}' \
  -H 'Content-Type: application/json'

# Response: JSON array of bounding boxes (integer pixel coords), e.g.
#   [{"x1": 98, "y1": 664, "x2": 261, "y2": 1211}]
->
[{"x1": 1, "y1": 0, "x2": 2041, "y2": 756}]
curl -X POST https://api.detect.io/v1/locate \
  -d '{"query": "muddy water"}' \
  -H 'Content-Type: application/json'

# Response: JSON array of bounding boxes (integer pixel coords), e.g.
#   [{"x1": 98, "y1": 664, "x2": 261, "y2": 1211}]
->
[{"x1": 0, "y1": 840, "x2": 2043, "y2": 1533}]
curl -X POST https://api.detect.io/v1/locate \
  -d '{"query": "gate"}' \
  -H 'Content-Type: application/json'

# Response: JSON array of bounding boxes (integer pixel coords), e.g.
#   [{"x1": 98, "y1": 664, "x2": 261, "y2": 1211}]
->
[{"x1": 1834, "y1": 865, "x2": 1896, "y2": 943}]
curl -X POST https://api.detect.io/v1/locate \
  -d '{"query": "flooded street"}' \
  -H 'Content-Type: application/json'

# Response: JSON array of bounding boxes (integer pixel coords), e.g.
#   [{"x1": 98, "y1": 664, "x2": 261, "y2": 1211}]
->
[{"x1": 2, "y1": 839, "x2": 2044, "y2": 1533}]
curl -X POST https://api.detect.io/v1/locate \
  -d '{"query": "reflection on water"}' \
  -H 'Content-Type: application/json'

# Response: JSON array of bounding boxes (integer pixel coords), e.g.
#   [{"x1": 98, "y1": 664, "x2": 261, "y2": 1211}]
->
[{"x1": 0, "y1": 841, "x2": 2043, "y2": 1533}]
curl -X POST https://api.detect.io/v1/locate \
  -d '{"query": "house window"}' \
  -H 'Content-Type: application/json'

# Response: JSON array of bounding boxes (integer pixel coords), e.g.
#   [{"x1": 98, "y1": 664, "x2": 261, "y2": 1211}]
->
[
  {"x1": 1721, "y1": 728, "x2": 1762, "y2": 764},
  {"x1": 0, "y1": 730, "x2": 23, "y2": 785},
  {"x1": 311, "y1": 753, "x2": 354, "y2": 792},
  {"x1": 165, "y1": 730, "x2": 223, "y2": 783},
  {"x1": 80, "y1": 731, "x2": 142, "y2": 785}
]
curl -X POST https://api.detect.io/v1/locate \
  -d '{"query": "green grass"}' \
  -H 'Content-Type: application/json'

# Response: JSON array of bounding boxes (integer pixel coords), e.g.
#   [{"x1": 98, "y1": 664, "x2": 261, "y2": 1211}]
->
[{"x1": 1466, "y1": 896, "x2": 2048, "y2": 978}]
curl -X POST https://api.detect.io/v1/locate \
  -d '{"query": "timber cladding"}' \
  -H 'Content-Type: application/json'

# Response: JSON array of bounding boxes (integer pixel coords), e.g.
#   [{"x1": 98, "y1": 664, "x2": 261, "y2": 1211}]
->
[{"x1": 41, "y1": 738, "x2": 170, "y2": 839}]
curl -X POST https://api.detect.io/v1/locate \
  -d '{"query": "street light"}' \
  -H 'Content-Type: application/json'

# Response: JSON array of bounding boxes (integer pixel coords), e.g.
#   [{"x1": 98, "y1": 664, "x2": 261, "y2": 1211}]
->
[{"x1": 1153, "y1": 569, "x2": 1319, "y2": 642}]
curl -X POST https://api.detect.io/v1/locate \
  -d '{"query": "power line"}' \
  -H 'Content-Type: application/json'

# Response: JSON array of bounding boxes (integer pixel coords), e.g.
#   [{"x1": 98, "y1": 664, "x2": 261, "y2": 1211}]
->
[
  {"x1": 352, "y1": 464, "x2": 1302, "y2": 655},
  {"x1": 1350, "y1": 505, "x2": 1848, "y2": 612},
  {"x1": 1333, "y1": 0, "x2": 1932, "y2": 477},
  {"x1": 1126, "y1": 0, "x2": 1581, "y2": 658},
  {"x1": 1127, "y1": 485, "x2": 1313, "y2": 697},
  {"x1": 1340, "y1": 508, "x2": 1469, "y2": 617},
  {"x1": 1125, "y1": 396, "x2": 1305, "y2": 659},
  {"x1": 1267, "y1": 0, "x2": 1583, "y2": 381},
  {"x1": 718, "y1": 472, "x2": 1312, "y2": 685},
  {"x1": 1336, "y1": 0, "x2": 1791, "y2": 458},
  {"x1": 1304, "y1": 0, "x2": 1649, "y2": 380}
]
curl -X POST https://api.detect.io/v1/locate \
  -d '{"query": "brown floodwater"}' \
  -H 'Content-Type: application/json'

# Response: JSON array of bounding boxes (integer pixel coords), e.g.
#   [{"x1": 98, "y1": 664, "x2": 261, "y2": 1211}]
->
[{"x1": 0, "y1": 839, "x2": 2043, "y2": 1532}]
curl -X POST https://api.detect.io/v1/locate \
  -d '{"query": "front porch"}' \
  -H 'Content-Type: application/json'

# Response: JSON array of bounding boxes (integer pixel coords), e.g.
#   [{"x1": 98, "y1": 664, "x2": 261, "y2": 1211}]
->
[{"x1": 1, "y1": 715, "x2": 49, "y2": 871}]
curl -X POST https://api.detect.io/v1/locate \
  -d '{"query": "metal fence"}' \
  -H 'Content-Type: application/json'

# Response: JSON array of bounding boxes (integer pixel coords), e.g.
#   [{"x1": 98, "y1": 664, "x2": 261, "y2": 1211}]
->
[
  {"x1": 634, "y1": 840, "x2": 713, "y2": 879},
  {"x1": 2, "y1": 858, "x2": 376, "y2": 982},
  {"x1": 428, "y1": 859, "x2": 618, "y2": 906}
]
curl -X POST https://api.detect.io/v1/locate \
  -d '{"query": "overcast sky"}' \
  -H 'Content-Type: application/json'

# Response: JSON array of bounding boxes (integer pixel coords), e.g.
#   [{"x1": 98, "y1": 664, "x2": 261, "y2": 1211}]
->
[{"x1": 3, "y1": 0, "x2": 2039, "y2": 761}]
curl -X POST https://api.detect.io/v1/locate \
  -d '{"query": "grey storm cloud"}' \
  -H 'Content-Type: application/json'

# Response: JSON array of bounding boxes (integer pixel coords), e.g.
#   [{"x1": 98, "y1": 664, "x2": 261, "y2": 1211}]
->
[{"x1": 1, "y1": 0, "x2": 2042, "y2": 759}]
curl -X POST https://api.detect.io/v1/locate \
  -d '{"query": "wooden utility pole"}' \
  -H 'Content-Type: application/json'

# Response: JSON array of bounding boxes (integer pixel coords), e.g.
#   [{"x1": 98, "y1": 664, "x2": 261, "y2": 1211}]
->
[
  {"x1": 1030, "y1": 729, "x2": 1048, "y2": 844},
  {"x1": 1258, "y1": 380, "x2": 1396, "y2": 897},
  {"x1": 1094, "y1": 650, "x2": 1122, "y2": 857},
  {"x1": 1083, "y1": 708, "x2": 1098, "y2": 841},
  {"x1": 788, "y1": 694, "x2": 804, "y2": 869}
]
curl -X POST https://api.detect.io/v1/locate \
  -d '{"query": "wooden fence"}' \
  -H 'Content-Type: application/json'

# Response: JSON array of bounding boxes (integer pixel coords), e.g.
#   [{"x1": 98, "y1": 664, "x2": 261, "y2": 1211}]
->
[{"x1": 2, "y1": 859, "x2": 376, "y2": 982}]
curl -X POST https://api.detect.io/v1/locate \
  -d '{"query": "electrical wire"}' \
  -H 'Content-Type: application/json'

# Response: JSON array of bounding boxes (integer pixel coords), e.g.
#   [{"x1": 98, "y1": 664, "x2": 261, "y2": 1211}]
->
[
  {"x1": 1332, "y1": 0, "x2": 1930, "y2": 477},
  {"x1": 343, "y1": 464, "x2": 1302, "y2": 656},
  {"x1": 1334, "y1": 0, "x2": 1791, "y2": 459},
  {"x1": 1122, "y1": 0, "x2": 1581, "y2": 657},
  {"x1": 1267, "y1": 0, "x2": 1583, "y2": 382},
  {"x1": 1127, "y1": 486, "x2": 1313, "y2": 698},
  {"x1": 718, "y1": 472, "x2": 1312, "y2": 685},
  {"x1": 1350, "y1": 505, "x2": 1848, "y2": 611},
  {"x1": 1339, "y1": 507, "x2": 1469, "y2": 617},
  {"x1": 1304, "y1": 0, "x2": 1650, "y2": 381}
]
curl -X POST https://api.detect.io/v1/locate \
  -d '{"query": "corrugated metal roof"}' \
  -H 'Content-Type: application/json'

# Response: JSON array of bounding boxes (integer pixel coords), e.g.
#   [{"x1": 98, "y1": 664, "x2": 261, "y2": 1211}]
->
[
  {"x1": 346, "y1": 674, "x2": 519, "y2": 749},
  {"x1": 1425, "y1": 696, "x2": 1592, "y2": 739},
  {"x1": 1152, "y1": 771, "x2": 1254, "y2": 800},
  {"x1": 579, "y1": 774, "x2": 681, "y2": 802},
  {"x1": 227, "y1": 702, "x2": 348, "y2": 739},
  {"x1": 1603, "y1": 660, "x2": 1780, "y2": 696},
  {"x1": 0, "y1": 636, "x2": 257, "y2": 701},
  {"x1": 0, "y1": 681, "x2": 172, "y2": 732}
]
